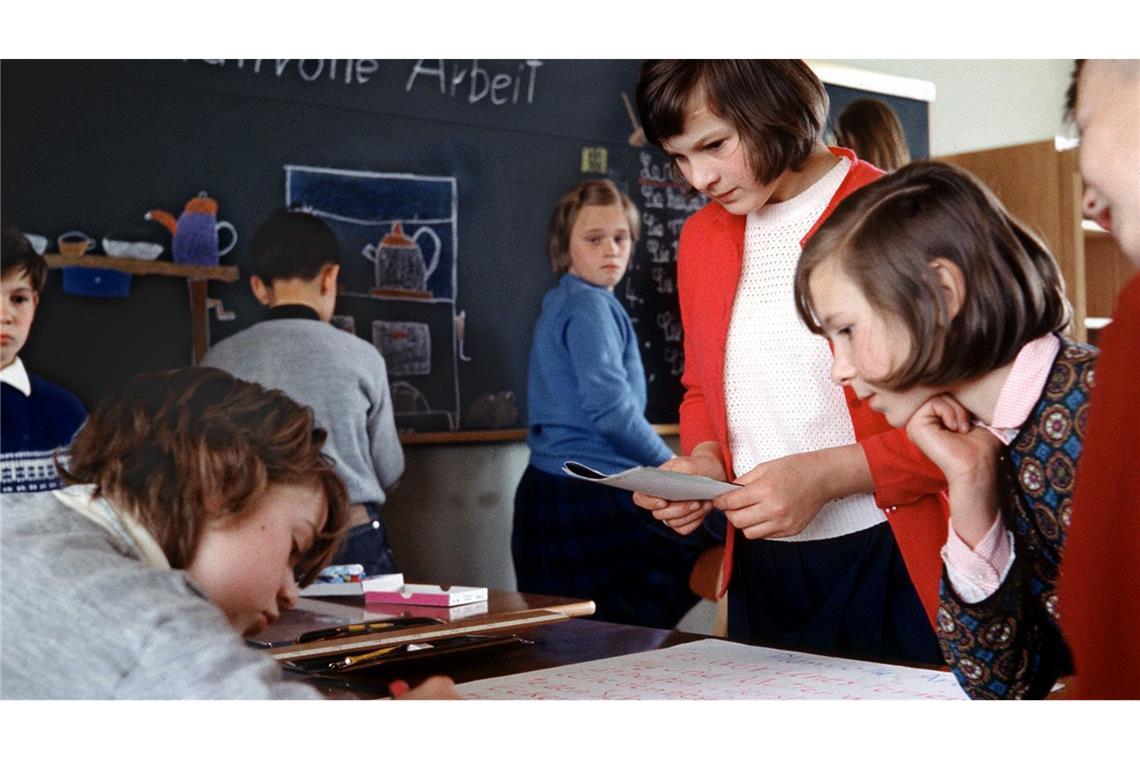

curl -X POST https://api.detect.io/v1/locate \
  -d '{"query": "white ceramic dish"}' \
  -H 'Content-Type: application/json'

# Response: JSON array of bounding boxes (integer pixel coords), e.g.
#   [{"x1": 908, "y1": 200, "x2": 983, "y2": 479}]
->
[
  {"x1": 102, "y1": 238, "x2": 164, "y2": 261},
  {"x1": 25, "y1": 233, "x2": 48, "y2": 254}
]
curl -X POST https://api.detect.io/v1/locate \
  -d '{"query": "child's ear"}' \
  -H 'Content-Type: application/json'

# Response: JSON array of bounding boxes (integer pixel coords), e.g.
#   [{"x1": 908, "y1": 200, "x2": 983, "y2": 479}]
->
[
  {"x1": 930, "y1": 258, "x2": 967, "y2": 320},
  {"x1": 319, "y1": 264, "x2": 340, "y2": 295},
  {"x1": 250, "y1": 276, "x2": 273, "y2": 306}
]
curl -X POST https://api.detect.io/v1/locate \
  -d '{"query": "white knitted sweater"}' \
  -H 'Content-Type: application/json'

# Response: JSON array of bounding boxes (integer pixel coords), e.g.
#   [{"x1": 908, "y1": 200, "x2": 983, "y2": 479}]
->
[{"x1": 724, "y1": 157, "x2": 885, "y2": 542}]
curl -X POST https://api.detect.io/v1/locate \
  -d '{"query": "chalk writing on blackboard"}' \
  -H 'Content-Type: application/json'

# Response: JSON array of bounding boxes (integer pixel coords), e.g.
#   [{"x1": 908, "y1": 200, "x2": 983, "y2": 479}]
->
[
  {"x1": 405, "y1": 60, "x2": 544, "y2": 105},
  {"x1": 195, "y1": 59, "x2": 545, "y2": 107},
  {"x1": 200, "y1": 59, "x2": 381, "y2": 85},
  {"x1": 621, "y1": 149, "x2": 706, "y2": 415}
]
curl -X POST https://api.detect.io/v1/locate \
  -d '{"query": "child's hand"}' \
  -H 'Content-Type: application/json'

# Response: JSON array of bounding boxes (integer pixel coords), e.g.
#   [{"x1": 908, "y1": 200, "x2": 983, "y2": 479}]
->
[
  {"x1": 710, "y1": 450, "x2": 839, "y2": 539},
  {"x1": 390, "y1": 675, "x2": 461, "y2": 699},
  {"x1": 905, "y1": 394, "x2": 1003, "y2": 547},
  {"x1": 905, "y1": 395, "x2": 1000, "y2": 486},
  {"x1": 631, "y1": 445, "x2": 725, "y2": 535}
]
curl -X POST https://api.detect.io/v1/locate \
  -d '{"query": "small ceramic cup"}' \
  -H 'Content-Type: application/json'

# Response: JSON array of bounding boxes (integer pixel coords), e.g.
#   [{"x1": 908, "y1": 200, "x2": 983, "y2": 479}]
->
[{"x1": 58, "y1": 230, "x2": 95, "y2": 257}]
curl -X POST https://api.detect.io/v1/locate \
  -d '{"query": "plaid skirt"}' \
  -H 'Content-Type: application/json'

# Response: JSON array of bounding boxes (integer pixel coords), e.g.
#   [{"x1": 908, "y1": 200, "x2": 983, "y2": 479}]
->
[{"x1": 512, "y1": 465, "x2": 718, "y2": 629}]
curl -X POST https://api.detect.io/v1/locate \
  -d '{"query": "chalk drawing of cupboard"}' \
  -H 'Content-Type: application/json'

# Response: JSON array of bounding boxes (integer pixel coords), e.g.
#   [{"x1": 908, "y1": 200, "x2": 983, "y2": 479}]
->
[{"x1": 286, "y1": 165, "x2": 460, "y2": 432}]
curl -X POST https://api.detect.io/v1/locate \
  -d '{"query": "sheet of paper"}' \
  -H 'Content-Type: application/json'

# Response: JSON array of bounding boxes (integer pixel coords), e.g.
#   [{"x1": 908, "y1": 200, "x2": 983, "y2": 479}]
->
[
  {"x1": 561, "y1": 461, "x2": 740, "y2": 501},
  {"x1": 455, "y1": 638, "x2": 966, "y2": 699}
]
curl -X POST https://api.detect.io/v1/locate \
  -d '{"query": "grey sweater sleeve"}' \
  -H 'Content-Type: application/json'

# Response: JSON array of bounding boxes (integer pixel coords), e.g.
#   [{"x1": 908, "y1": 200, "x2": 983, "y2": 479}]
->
[
  {"x1": 366, "y1": 351, "x2": 405, "y2": 492},
  {"x1": 0, "y1": 494, "x2": 321, "y2": 699},
  {"x1": 116, "y1": 606, "x2": 322, "y2": 699}
]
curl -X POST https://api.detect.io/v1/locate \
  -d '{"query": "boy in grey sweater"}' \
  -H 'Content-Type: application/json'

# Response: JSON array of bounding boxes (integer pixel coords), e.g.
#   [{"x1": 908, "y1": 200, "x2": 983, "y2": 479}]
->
[{"x1": 203, "y1": 208, "x2": 404, "y2": 575}]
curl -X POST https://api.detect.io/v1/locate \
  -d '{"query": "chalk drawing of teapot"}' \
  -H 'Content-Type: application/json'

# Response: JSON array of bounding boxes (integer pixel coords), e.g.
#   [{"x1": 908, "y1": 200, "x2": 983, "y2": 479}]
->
[
  {"x1": 361, "y1": 222, "x2": 440, "y2": 295},
  {"x1": 145, "y1": 191, "x2": 237, "y2": 267}
]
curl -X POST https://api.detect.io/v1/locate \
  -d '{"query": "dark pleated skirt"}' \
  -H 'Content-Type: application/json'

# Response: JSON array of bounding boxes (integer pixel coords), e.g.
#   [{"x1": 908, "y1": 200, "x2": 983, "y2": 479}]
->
[
  {"x1": 727, "y1": 521, "x2": 943, "y2": 665},
  {"x1": 512, "y1": 464, "x2": 715, "y2": 629}
]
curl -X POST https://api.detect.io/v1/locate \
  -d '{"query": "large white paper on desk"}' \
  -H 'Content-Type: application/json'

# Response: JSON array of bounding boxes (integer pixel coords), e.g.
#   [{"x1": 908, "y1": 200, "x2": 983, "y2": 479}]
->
[
  {"x1": 562, "y1": 461, "x2": 740, "y2": 501},
  {"x1": 455, "y1": 638, "x2": 966, "y2": 699}
]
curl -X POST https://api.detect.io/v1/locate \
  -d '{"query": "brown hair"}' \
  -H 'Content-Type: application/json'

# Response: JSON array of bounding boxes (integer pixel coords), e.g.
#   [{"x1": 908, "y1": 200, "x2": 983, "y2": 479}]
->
[
  {"x1": 58, "y1": 367, "x2": 350, "y2": 584},
  {"x1": 2, "y1": 221, "x2": 48, "y2": 292},
  {"x1": 794, "y1": 160, "x2": 1070, "y2": 390},
  {"x1": 1065, "y1": 59, "x2": 1086, "y2": 120},
  {"x1": 833, "y1": 98, "x2": 911, "y2": 172},
  {"x1": 547, "y1": 179, "x2": 639, "y2": 274},
  {"x1": 636, "y1": 60, "x2": 829, "y2": 185}
]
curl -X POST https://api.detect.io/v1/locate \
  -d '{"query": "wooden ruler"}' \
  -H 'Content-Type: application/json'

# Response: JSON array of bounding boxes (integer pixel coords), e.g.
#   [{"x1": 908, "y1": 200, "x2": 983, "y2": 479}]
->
[{"x1": 268, "y1": 607, "x2": 577, "y2": 663}]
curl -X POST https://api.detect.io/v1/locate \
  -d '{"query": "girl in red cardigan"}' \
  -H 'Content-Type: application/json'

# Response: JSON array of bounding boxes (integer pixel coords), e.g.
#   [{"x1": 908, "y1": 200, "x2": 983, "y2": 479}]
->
[{"x1": 632, "y1": 60, "x2": 947, "y2": 663}]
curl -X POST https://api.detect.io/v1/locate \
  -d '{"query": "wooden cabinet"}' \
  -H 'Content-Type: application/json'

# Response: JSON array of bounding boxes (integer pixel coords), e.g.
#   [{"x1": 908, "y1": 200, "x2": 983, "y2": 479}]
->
[{"x1": 938, "y1": 139, "x2": 1134, "y2": 343}]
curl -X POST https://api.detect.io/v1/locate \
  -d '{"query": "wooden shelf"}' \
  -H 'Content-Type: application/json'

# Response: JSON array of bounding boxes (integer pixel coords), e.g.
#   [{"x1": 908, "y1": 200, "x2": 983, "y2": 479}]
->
[
  {"x1": 397, "y1": 423, "x2": 680, "y2": 446},
  {"x1": 43, "y1": 254, "x2": 239, "y2": 364},
  {"x1": 42, "y1": 254, "x2": 238, "y2": 282}
]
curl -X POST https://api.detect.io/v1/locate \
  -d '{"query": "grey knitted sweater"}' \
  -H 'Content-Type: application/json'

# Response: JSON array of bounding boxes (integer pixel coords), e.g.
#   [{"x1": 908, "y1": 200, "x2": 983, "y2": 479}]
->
[
  {"x1": 202, "y1": 316, "x2": 404, "y2": 506},
  {"x1": 0, "y1": 487, "x2": 319, "y2": 698}
]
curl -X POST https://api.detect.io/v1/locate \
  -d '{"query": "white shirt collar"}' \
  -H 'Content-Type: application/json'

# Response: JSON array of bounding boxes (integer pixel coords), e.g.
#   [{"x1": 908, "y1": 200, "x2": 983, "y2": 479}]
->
[
  {"x1": 0, "y1": 357, "x2": 32, "y2": 397},
  {"x1": 52, "y1": 484, "x2": 172, "y2": 569}
]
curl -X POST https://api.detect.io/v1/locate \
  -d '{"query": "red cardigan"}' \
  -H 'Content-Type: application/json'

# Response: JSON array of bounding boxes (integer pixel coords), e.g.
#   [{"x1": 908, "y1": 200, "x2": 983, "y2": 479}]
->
[
  {"x1": 676, "y1": 147, "x2": 948, "y2": 626},
  {"x1": 1058, "y1": 273, "x2": 1140, "y2": 698}
]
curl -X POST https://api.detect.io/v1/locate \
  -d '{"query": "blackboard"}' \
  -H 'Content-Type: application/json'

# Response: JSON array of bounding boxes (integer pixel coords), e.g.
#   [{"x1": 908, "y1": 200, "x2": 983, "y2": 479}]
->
[{"x1": 1, "y1": 60, "x2": 928, "y2": 437}]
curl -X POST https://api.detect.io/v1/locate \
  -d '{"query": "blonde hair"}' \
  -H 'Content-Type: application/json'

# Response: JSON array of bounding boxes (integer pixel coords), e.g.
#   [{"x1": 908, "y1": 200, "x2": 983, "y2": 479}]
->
[{"x1": 547, "y1": 179, "x2": 639, "y2": 274}]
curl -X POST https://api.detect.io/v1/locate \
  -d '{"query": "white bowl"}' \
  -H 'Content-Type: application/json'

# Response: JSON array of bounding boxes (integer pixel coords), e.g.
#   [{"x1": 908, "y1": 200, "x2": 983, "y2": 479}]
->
[
  {"x1": 25, "y1": 233, "x2": 48, "y2": 254},
  {"x1": 102, "y1": 238, "x2": 164, "y2": 261}
]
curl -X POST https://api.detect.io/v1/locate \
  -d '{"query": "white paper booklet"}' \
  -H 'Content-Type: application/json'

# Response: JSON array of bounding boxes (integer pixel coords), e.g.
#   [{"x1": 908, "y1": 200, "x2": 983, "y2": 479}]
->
[
  {"x1": 456, "y1": 638, "x2": 967, "y2": 700},
  {"x1": 562, "y1": 460, "x2": 740, "y2": 501}
]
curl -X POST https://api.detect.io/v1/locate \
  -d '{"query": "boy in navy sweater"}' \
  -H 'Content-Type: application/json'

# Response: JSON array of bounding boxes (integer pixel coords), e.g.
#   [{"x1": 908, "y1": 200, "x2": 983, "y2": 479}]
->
[{"x1": 1, "y1": 221, "x2": 86, "y2": 493}]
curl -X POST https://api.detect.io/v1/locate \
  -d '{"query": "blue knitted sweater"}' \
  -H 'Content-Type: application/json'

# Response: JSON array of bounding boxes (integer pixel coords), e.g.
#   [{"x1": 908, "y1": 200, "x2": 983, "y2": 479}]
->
[
  {"x1": 525, "y1": 273, "x2": 673, "y2": 475},
  {"x1": 2, "y1": 371, "x2": 86, "y2": 493}
]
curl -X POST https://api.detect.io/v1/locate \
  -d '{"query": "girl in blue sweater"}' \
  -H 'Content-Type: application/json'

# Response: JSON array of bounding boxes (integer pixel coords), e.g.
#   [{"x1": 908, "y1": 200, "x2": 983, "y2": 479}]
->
[{"x1": 512, "y1": 179, "x2": 721, "y2": 628}]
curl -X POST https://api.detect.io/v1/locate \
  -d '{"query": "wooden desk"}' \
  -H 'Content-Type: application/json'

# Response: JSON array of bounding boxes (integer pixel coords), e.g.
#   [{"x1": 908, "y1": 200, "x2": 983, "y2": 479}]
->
[
  {"x1": 255, "y1": 590, "x2": 703, "y2": 698},
  {"x1": 256, "y1": 590, "x2": 1073, "y2": 699}
]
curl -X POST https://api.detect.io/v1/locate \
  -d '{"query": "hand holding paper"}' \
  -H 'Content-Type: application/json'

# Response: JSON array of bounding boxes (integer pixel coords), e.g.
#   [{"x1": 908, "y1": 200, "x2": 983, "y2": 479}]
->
[
  {"x1": 565, "y1": 444, "x2": 736, "y2": 537},
  {"x1": 562, "y1": 459, "x2": 739, "y2": 501}
]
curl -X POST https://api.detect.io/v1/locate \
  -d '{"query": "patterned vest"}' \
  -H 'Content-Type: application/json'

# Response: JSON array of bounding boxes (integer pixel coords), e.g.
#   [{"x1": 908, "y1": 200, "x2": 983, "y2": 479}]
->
[{"x1": 937, "y1": 337, "x2": 1097, "y2": 699}]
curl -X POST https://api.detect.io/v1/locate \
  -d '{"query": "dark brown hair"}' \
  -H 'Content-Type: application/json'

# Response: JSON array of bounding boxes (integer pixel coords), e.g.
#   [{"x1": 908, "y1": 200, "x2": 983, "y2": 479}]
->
[
  {"x1": 833, "y1": 98, "x2": 911, "y2": 172},
  {"x1": 636, "y1": 60, "x2": 829, "y2": 185},
  {"x1": 2, "y1": 221, "x2": 48, "y2": 292},
  {"x1": 794, "y1": 160, "x2": 1070, "y2": 390},
  {"x1": 59, "y1": 367, "x2": 349, "y2": 584},
  {"x1": 547, "y1": 179, "x2": 639, "y2": 274},
  {"x1": 1065, "y1": 59, "x2": 1086, "y2": 120},
  {"x1": 251, "y1": 207, "x2": 340, "y2": 284}
]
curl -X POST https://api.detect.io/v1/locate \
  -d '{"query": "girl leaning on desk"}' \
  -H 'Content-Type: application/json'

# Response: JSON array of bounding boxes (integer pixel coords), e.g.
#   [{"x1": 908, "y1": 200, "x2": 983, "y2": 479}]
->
[{"x1": 0, "y1": 366, "x2": 456, "y2": 699}]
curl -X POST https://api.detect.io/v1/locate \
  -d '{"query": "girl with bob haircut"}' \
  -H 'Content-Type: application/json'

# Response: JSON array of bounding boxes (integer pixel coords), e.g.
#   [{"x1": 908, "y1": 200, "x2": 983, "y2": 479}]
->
[
  {"x1": 794, "y1": 160, "x2": 1096, "y2": 699},
  {"x1": 0, "y1": 367, "x2": 454, "y2": 699},
  {"x1": 633, "y1": 59, "x2": 948, "y2": 664},
  {"x1": 833, "y1": 97, "x2": 912, "y2": 172},
  {"x1": 513, "y1": 179, "x2": 721, "y2": 629}
]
